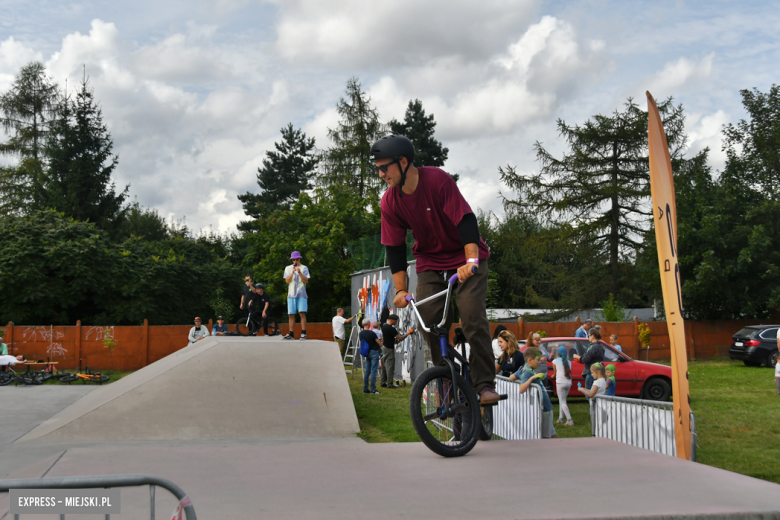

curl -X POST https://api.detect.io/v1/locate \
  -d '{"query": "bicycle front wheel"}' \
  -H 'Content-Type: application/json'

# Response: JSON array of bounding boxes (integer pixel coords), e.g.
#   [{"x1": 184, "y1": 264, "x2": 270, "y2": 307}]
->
[
  {"x1": 409, "y1": 365, "x2": 481, "y2": 457},
  {"x1": 236, "y1": 317, "x2": 255, "y2": 336}
]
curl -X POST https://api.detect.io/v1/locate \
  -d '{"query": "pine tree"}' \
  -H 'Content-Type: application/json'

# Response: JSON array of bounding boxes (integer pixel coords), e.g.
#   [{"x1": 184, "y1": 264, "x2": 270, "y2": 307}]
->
[
  {"x1": 237, "y1": 123, "x2": 317, "y2": 229},
  {"x1": 0, "y1": 62, "x2": 61, "y2": 214},
  {"x1": 35, "y1": 74, "x2": 127, "y2": 231},
  {"x1": 500, "y1": 98, "x2": 689, "y2": 296},
  {"x1": 319, "y1": 77, "x2": 385, "y2": 199},
  {"x1": 388, "y1": 99, "x2": 449, "y2": 168}
]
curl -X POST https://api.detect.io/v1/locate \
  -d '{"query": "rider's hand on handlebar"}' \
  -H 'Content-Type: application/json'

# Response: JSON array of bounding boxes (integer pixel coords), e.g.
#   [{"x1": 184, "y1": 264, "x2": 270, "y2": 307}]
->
[
  {"x1": 456, "y1": 262, "x2": 477, "y2": 283},
  {"x1": 394, "y1": 291, "x2": 410, "y2": 309}
]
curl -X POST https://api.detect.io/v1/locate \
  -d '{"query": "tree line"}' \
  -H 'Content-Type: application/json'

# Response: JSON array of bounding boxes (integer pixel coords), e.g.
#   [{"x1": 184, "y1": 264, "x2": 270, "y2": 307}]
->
[{"x1": 2, "y1": 61, "x2": 778, "y2": 325}]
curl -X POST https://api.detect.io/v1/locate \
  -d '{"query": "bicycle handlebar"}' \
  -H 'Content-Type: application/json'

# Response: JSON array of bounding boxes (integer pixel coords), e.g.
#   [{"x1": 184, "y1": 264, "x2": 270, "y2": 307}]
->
[{"x1": 404, "y1": 266, "x2": 476, "y2": 333}]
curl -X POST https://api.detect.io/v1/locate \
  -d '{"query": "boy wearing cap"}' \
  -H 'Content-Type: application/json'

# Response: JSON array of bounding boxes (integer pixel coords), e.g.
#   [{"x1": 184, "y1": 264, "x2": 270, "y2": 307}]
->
[
  {"x1": 188, "y1": 317, "x2": 209, "y2": 344},
  {"x1": 212, "y1": 317, "x2": 228, "y2": 336},
  {"x1": 283, "y1": 251, "x2": 310, "y2": 340},
  {"x1": 380, "y1": 314, "x2": 414, "y2": 388}
]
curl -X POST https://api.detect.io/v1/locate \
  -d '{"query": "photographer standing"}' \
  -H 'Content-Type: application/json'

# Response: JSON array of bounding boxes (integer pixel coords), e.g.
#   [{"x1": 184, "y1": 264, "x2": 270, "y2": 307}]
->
[{"x1": 283, "y1": 251, "x2": 310, "y2": 340}]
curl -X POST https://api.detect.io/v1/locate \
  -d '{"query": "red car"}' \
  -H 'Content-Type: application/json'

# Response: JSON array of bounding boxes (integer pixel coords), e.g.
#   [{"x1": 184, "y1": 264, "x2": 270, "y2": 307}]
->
[{"x1": 520, "y1": 337, "x2": 673, "y2": 401}]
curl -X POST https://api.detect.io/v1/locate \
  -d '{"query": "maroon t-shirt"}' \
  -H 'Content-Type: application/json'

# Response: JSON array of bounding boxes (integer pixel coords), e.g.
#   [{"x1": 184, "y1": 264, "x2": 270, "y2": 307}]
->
[{"x1": 381, "y1": 166, "x2": 490, "y2": 272}]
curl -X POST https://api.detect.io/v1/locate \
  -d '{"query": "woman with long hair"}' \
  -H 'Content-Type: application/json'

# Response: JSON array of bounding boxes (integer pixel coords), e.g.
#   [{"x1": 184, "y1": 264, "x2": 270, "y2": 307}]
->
[
  {"x1": 495, "y1": 330, "x2": 525, "y2": 377},
  {"x1": 491, "y1": 324, "x2": 507, "y2": 359},
  {"x1": 552, "y1": 345, "x2": 573, "y2": 425}
]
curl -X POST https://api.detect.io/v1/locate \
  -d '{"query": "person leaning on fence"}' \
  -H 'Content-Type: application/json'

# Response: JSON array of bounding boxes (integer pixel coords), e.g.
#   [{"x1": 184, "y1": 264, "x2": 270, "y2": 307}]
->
[
  {"x1": 511, "y1": 347, "x2": 557, "y2": 439},
  {"x1": 359, "y1": 318, "x2": 383, "y2": 394},
  {"x1": 552, "y1": 345, "x2": 574, "y2": 426},
  {"x1": 212, "y1": 316, "x2": 228, "y2": 336},
  {"x1": 332, "y1": 308, "x2": 355, "y2": 356},
  {"x1": 605, "y1": 364, "x2": 617, "y2": 396},
  {"x1": 575, "y1": 319, "x2": 592, "y2": 338},
  {"x1": 188, "y1": 317, "x2": 209, "y2": 344},
  {"x1": 526, "y1": 331, "x2": 548, "y2": 379},
  {"x1": 573, "y1": 327, "x2": 605, "y2": 391},
  {"x1": 380, "y1": 313, "x2": 414, "y2": 389},
  {"x1": 495, "y1": 330, "x2": 524, "y2": 377}
]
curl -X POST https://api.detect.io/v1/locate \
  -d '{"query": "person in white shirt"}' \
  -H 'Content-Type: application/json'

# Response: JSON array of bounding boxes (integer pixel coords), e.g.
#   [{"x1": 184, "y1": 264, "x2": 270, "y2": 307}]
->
[
  {"x1": 332, "y1": 308, "x2": 354, "y2": 356},
  {"x1": 0, "y1": 355, "x2": 26, "y2": 370},
  {"x1": 188, "y1": 317, "x2": 209, "y2": 344},
  {"x1": 283, "y1": 251, "x2": 310, "y2": 340},
  {"x1": 578, "y1": 363, "x2": 607, "y2": 399}
]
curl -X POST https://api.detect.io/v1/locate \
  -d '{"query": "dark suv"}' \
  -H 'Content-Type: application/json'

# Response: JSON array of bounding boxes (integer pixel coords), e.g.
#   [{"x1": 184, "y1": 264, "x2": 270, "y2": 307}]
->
[{"x1": 729, "y1": 325, "x2": 780, "y2": 368}]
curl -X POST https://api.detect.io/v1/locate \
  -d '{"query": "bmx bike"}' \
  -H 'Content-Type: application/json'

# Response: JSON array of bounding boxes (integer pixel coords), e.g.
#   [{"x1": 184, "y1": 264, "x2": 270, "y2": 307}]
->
[
  {"x1": 236, "y1": 310, "x2": 279, "y2": 336},
  {"x1": 405, "y1": 272, "x2": 506, "y2": 457}
]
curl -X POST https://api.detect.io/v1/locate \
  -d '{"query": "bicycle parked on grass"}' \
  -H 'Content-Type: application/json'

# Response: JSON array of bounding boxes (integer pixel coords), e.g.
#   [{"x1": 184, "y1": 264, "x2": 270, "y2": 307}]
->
[
  {"x1": 405, "y1": 272, "x2": 506, "y2": 457},
  {"x1": 57, "y1": 360, "x2": 110, "y2": 385}
]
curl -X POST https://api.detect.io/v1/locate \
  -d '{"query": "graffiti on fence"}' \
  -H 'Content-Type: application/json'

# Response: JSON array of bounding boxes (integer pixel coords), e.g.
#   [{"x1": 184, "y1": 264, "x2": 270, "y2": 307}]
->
[
  {"x1": 21, "y1": 326, "x2": 68, "y2": 357},
  {"x1": 85, "y1": 326, "x2": 114, "y2": 341}
]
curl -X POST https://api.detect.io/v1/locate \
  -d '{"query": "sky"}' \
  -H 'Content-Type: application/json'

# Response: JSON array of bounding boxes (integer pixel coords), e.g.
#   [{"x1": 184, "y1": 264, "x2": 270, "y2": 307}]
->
[{"x1": 1, "y1": 0, "x2": 778, "y2": 233}]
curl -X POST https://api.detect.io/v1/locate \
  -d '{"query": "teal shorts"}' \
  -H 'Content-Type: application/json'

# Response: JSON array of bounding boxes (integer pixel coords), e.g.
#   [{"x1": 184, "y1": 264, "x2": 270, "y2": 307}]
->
[{"x1": 287, "y1": 297, "x2": 308, "y2": 314}]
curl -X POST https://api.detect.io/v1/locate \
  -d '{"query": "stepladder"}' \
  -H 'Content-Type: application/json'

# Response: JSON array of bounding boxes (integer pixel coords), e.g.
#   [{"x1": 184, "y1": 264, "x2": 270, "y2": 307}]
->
[{"x1": 342, "y1": 321, "x2": 362, "y2": 377}]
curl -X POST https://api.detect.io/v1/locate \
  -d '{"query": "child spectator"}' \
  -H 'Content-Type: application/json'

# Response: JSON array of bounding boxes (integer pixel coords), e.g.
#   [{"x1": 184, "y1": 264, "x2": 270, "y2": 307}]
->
[
  {"x1": 510, "y1": 347, "x2": 557, "y2": 438},
  {"x1": 552, "y1": 345, "x2": 573, "y2": 426},
  {"x1": 526, "y1": 331, "x2": 548, "y2": 380},
  {"x1": 372, "y1": 321, "x2": 382, "y2": 340},
  {"x1": 605, "y1": 364, "x2": 617, "y2": 396},
  {"x1": 609, "y1": 334, "x2": 622, "y2": 352},
  {"x1": 578, "y1": 363, "x2": 607, "y2": 399},
  {"x1": 212, "y1": 316, "x2": 228, "y2": 336},
  {"x1": 495, "y1": 330, "x2": 524, "y2": 377}
]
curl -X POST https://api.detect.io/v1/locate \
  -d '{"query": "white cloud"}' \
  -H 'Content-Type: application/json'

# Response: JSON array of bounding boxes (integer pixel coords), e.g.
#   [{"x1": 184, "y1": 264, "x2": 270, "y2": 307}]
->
[
  {"x1": 0, "y1": 37, "x2": 43, "y2": 91},
  {"x1": 645, "y1": 53, "x2": 715, "y2": 99},
  {"x1": 685, "y1": 109, "x2": 730, "y2": 171},
  {"x1": 273, "y1": 0, "x2": 541, "y2": 68}
]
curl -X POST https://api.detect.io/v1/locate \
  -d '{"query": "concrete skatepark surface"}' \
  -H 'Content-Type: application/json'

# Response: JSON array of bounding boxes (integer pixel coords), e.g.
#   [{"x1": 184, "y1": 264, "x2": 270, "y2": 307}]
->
[{"x1": 2, "y1": 336, "x2": 780, "y2": 519}]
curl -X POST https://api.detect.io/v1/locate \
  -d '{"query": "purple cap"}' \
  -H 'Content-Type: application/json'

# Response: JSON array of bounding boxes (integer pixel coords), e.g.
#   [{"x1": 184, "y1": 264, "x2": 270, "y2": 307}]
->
[{"x1": 290, "y1": 251, "x2": 302, "y2": 259}]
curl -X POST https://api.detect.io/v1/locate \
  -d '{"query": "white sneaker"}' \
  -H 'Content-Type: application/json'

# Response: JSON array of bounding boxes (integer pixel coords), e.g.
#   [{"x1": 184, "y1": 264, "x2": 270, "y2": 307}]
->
[
  {"x1": 283, "y1": 332, "x2": 294, "y2": 340},
  {"x1": 300, "y1": 333, "x2": 307, "y2": 340}
]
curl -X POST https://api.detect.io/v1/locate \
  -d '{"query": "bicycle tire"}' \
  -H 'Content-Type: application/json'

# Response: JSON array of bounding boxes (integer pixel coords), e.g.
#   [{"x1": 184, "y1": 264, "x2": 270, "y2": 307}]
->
[
  {"x1": 58, "y1": 374, "x2": 78, "y2": 383},
  {"x1": 409, "y1": 365, "x2": 481, "y2": 457},
  {"x1": 479, "y1": 405, "x2": 494, "y2": 440},
  {"x1": 93, "y1": 374, "x2": 111, "y2": 383},
  {"x1": 0, "y1": 373, "x2": 13, "y2": 386},
  {"x1": 235, "y1": 317, "x2": 256, "y2": 336},
  {"x1": 15, "y1": 376, "x2": 34, "y2": 385}
]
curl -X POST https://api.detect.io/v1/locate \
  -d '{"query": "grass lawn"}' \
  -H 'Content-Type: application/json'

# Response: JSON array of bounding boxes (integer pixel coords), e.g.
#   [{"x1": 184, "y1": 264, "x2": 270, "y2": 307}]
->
[
  {"x1": 348, "y1": 360, "x2": 780, "y2": 485},
  {"x1": 33, "y1": 368, "x2": 134, "y2": 385}
]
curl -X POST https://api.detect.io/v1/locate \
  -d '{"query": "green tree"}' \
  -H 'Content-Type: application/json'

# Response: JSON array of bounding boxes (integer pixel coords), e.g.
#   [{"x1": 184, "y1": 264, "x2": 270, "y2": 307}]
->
[
  {"x1": 243, "y1": 184, "x2": 381, "y2": 322},
  {"x1": 674, "y1": 85, "x2": 780, "y2": 319},
  {"x1": 237, "y1": 123, "x2": 318, "y2": 229},
  {"x1": 34, "y1": 75, "x2": 128, "y2": 231},
  {"x1": 116, "y1": 200, "x2": 169, "y2": 241},
  {"x1": 500, "y1": 98, "x2": 690, "y2": 298},
  {"x1": 388, "y1": 99, "x2": 449, "y2": 168},
  {"x1": 0, "y1": 62, "x2": 61, "y2": 214},
  {"x1": 319, "y1": 77, "x2": 385, "y2": 200}
]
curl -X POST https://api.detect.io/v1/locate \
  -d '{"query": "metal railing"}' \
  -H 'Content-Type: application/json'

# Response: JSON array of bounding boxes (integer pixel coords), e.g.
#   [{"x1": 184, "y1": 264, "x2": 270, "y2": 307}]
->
[
  {"x1": 0, "y1": 474, "x2": 196, "y2": 519},
  {"x1": 590, "y1": 394, "x2": 697, "y2": 461},
  {"x1": 492, "y1": 375, "x2": 543, "y2": 440}
]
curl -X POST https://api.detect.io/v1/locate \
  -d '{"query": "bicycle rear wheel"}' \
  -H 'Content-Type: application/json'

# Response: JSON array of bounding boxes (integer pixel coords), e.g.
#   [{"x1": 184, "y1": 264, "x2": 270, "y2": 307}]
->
[
  {"x1": 58, "y1": 373, "x2": 78, "y2": 383},
  {"x1": 409, "y1": 365, "x2": 481, "y2": 457},
  {"x1": 479, "y1": 405, "x2": 493, "y2": 440},
  {"x1": 0, "y1": 372, "x2": 13, "y2": 386}
]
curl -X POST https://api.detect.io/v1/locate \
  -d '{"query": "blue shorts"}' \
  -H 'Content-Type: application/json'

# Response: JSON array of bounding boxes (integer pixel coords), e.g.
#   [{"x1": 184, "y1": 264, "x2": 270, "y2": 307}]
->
[{"x1": 287, "y1": 297, "x2": 308, "y2": 314}]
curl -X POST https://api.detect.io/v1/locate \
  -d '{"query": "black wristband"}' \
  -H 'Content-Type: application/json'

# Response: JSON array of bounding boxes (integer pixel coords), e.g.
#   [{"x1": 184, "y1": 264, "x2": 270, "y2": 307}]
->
[{"x1": 395, "y1": 289, "x2": 407, "y2": 295}]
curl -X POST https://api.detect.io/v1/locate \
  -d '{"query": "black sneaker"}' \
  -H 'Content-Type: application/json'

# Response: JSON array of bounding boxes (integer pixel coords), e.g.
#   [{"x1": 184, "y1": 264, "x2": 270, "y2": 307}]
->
[
  {"x1": 380, "y1": 383, "x2": 388, "y2": 388},
  {"x1": 283, "y1": 332, "x2": 294, "y2": 340},
  {"x1": 388, "y1": 384, "x2": 400, "y2": 389},
  {"x1": 363, "y1": 389, "x2": 370, "y2": 394},
  {"x1": 372, "y1": 390, "x2": 381, "y2": 395}
]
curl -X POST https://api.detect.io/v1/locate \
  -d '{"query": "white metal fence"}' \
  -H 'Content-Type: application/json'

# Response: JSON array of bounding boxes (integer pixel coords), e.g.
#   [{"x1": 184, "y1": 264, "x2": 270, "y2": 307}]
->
[
  {"x1": 492, "y1": 375, "x2": 543, "y2": 440},
  {"x1": 591, "y1": 394, "x2": 697, "y2": 461}
]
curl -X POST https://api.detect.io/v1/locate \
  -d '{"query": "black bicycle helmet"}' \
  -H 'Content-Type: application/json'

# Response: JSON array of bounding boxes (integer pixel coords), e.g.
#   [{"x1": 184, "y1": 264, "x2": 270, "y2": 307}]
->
[{"x1": 370, "y1": 135, "x2": 415, "y2": 196}]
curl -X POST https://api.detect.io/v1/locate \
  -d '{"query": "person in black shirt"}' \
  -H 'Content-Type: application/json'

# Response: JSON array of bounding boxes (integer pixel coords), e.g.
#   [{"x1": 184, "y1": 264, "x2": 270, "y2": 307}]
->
[
  {"x1": 494, "y1": 329, "x2": 525, "y2": 377},
  {"x1": 573, "y1": 328, "x2": 605, "y2": 391},
  {"x1": 240, "y1": 275, "x2": 254, "y2": 311},
  {"x1": 380, "y1": 314, "x2": 414, "y2": 388},
  {"x1": 359, "y1": 318, "x2": 383, "y2": 394},
  {"x1": 248, "y1": 283, "x2": 272, "y2": 335}
]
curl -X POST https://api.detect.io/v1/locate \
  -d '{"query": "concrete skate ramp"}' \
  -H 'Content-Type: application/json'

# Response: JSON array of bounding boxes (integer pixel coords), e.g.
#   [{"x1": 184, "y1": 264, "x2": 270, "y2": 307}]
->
[{"x1": 18, "y1": 336, "x2": 360, "y2": 442}]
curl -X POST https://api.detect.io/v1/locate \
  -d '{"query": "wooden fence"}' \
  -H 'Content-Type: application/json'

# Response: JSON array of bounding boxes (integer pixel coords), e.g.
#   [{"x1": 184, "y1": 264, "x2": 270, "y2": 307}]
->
[{"x1": 3, "y1": 316, "x2": 764, "y2": 371}]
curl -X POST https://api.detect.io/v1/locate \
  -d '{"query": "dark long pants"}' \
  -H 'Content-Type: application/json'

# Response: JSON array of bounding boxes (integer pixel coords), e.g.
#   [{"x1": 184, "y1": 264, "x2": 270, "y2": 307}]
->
[
  {"x1": 415, "y1": 260, "x2": 495, "y2": 393},
  {"x1": 380, "y1": 346, "x2": 395, "y2": 386}
]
